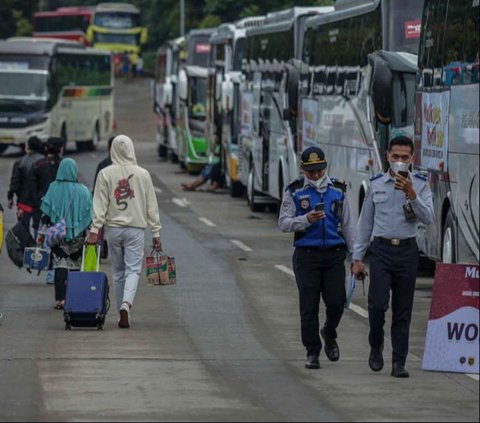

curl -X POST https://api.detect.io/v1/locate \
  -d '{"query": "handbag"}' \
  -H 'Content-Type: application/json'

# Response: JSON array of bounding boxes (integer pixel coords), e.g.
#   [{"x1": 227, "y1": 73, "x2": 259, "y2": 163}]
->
[
  {"x1": 45, "y1": 189, "x2": 75, "y2": 247},
  {"x1": 23, "y1": 246, "x2": 51, "y2": 272},
  {"x1": 145, "y1": 249, "x2": 176, "y2": 286}
]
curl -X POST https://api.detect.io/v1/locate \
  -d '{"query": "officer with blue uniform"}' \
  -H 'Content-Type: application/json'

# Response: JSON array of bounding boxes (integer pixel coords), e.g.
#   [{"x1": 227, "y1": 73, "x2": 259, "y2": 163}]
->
[
  {"x1": 352, "y1": 135, "x2": 434, "y2": 378},
  {"x1": 279, "y1": 146, "x2": 355, "y2": 369}
]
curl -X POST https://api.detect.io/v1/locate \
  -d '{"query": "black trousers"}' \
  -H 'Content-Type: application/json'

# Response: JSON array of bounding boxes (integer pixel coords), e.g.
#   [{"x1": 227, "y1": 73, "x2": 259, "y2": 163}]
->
[
  {"x1": 368, "y1": 239, "x2": 419, "y2": 365},
  {"x1": 293, "y1": 247, "x2": 347, "y2": 355},
  {"x1": 54, "y1": 268, "x2": 69, "y2": 302}
]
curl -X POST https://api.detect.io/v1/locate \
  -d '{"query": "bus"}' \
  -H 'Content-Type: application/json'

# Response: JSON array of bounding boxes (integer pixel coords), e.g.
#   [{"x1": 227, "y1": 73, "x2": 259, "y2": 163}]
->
[
  {"x1": 177, "y1": 28, "x2": 215, "y2": 173},
  {"x1": 239, "y1": 6, "x2": 333, "y2": 211},
  {"x1": 33, "y1": 7, "x2": 93, "y2": 46},
  {"x1": 153, "y1": 36, "x2": 186, "y2": 162},
  {"x1": 0, "y1": 38, "x2": 114, "y2": 155},
  {"x1": 206, "y1": 17, "x2": 265, "y2": 198},
  {"x1": 298, "y1": 0, "x2": 424, "y2": 220},
  {"x1": 414, "y1": 0, "x2": 479, "y2": 264},
  {"x1": 86, "y1": 3, "x2": 147, "y2": 55}
]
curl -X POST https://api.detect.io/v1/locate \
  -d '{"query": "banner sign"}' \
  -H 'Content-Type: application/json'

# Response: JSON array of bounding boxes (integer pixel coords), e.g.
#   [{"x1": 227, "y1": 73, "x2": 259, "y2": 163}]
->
[
  {"x1": 240, "y1": 92, "x2": 253, "y2": 137},
  {"x1": 420, "y1": 91, "x2": 450, "y2": 170},
  {"x1": 301, "y1": 99, "x2": 318, "y2": 148},
  {"x1": 422, "y1": 263, "x2": 479, "y2": 374}
]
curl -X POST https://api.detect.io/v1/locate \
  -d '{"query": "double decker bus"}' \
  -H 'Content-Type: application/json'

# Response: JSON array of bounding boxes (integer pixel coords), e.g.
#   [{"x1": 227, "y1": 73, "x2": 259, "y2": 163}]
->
[
  {"x1": 298, "y1": 0, "x2": 424, "y2": 220},
  {"x1": 86, "y1": 3, "x2": 147, "y2": 54},
  {"x1": 177, "y1": 28, "x2": 215, "y2": 173},
  {"x1": 414, "y1": 0, "x2": 479, "y2": 264},
  {"x1": 33, "y1": 7, "x2": 93, "y2": 46},
  {"x1": 239, "y1": 7, "x2": 333, "y2": 211},
  {"x1": 153, "y1": 36, "x2": 186, "y2": 162},
  {"x1": 0, "y1": 38, "x2": 113, "y2": 155}
]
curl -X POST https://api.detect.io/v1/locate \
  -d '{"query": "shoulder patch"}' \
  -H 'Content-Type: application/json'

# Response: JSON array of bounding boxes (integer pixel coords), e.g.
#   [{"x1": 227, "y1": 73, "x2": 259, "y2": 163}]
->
[
  {"x1": 287, "y1": 178, "x2": 304, "y2": 193},
  {"x1": 330, "y1": 177, "x2": 347, "y2": 192},
  {"x1": 369, "y1": 173, "x2": 384, "y2": 182},
  {"x1": 414, "y1": 173, "x2": 427, "y2": 181}
]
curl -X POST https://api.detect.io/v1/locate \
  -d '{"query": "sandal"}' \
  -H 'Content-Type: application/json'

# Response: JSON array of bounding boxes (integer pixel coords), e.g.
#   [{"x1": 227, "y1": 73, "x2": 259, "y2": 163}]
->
[{"x1": 54, "y1": 301, "x2": 65, "y2": 310}]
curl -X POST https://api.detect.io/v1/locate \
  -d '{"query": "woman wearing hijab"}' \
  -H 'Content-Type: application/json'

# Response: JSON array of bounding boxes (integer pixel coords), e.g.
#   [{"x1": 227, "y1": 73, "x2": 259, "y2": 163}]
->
[{"x1": 37, "y1": 158, "x2": 93, "y2": 310}]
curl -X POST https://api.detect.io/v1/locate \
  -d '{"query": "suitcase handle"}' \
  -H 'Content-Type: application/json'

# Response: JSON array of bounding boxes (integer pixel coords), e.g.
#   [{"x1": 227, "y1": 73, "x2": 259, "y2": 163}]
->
[{"x1": 81, "y1": 244, "x2": 101, "y2": 272}]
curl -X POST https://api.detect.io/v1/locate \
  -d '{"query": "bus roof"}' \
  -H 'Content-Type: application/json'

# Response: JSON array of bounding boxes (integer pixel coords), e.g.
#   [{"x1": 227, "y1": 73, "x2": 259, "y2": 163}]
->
[
  {"x1": 0, "y1": 39, "x2": 109, "y2": 56},
  {"x1": 210, "y1": 16, "x2": 266, "y2": 44},
  {"x1": 34, "y1": 6, "x2": 93, "y2": 17},
  {"x1": 95, "y1": 3, "x2": 139, "y2": 14}
]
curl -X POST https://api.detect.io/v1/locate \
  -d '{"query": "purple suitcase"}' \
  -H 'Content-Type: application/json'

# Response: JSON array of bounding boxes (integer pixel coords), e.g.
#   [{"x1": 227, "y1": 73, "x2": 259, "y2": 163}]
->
[{"x1": 64, "y1": 245, "x2": 109, "y2": 330}]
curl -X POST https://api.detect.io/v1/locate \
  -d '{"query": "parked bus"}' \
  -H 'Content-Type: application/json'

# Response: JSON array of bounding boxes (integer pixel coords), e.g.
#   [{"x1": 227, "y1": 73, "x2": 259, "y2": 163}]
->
[
  {"x1": 177, "y1": 28, "x2": 215, "y2": 173},
  {"x1": 239, "y1": 6, "x2": 334, "y2": 211},
  {"x1": 206, "y1": 17, "x2": 265, "y2": 197},
  {"x1": 414, "y1": 0, "x2": 479, "y2": 264},
  {"x1": 153, "y1": 36, "x2": 186, "y2": 162},
  {"x1": 86, "y1": 3, "x2": 147, "y2": 55},
  {"x1": 297, "y1": 0, "x2": 424, "y2": 220},
  {"x1": 33, "y1": 7, "x2": 93, "y2": 46},
  {"x1": 0, "y1": 38, "x2": 113, "y2": 155}
]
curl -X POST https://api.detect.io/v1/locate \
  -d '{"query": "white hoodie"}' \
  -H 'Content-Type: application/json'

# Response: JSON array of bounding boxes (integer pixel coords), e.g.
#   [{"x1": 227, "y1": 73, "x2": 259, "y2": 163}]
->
[{"x1": 91, "y1": 135, "x2": 162, "y2": 237}]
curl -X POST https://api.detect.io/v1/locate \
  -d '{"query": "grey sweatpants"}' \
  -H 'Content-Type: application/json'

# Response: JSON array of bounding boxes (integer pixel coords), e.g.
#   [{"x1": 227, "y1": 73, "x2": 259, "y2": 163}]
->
[{"x1": 107, "y1": 227, "x2": 145, "y2": 312}]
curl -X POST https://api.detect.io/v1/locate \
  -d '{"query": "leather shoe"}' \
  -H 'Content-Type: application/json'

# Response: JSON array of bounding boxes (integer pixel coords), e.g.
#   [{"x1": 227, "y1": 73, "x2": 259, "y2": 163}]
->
[
  {"x1": 391, "y1": 362, "x2": 410, "y2": 378},
  {"x1": 368, "y1": 345, "x2": 384, "y2": 372},
  {"x1": 305, "y1": 353, "x2": 320, "y2": 369},
  {"x1": 320, "y1": 328, "x2": 339, "y2": 362}
]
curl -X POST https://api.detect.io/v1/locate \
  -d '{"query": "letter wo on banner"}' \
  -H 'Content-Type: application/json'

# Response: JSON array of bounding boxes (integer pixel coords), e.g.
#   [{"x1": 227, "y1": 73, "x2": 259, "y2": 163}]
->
[{"x1": 422, "y1": 264, "x2": 479, "y2": 374}]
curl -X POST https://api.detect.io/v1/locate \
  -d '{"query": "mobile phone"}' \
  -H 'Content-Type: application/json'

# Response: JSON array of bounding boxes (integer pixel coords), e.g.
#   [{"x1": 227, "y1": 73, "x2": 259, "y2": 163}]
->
[
  {"x1": 315, "y1": 202, "x2": 325, "y2": 212},
  {"x1": 397, "y1": 170, "x2": 409, "y2": 178}
]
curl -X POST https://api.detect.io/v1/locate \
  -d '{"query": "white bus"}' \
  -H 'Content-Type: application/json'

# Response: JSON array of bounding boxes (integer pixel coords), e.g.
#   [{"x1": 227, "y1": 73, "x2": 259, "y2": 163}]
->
[
  {"x1": 299, "y1": 0, "x2": 424, "y2": 219},
  {"x1": 414, "y1": 0, "x2": 479, "y2": 264},
  {"x1": 0, "y1": 38, "x2": 113, "y2": 154},
  {"x1": 206, "y1": 17, "x2": 265, "y2": 197},
  {"x1": 239, "y1": 7, "x2": 333, "y2": 211}
]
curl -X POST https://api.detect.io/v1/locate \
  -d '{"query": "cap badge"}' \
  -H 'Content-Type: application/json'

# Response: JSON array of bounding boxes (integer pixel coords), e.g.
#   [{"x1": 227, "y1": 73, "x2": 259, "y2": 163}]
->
[{"x1": 309, "y1": 152, "x2": 319, "y2": 162}]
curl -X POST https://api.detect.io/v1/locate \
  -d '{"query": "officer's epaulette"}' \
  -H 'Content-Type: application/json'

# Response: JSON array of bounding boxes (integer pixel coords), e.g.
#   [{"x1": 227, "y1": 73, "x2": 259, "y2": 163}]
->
[
  {"x1": 330, "y1": 177, "x2": 347, "y2": 192},
  {"x1": 286, "y1": 177, "x2": 304, "y2": 193},
  {"x1": 414, "y1": 172, "x2": 427, "y2": 181},
  {"x1": 369, "y1": 173, "x2": 384, "y2": 182}
]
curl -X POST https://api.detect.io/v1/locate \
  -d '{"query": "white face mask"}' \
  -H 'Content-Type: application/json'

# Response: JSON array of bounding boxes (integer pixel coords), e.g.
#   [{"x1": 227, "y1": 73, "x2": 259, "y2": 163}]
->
[
  {"x1": 389, "y1": 161, "x2": 410, "y2": 174},
  {"x1": 307, "y1": 175, "x2": 326, "y2": 189}
]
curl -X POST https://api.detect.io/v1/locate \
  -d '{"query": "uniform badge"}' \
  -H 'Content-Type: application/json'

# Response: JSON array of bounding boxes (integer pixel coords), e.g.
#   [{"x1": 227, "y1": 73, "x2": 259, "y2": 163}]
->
[
  {"x1": 300, "y1": 198, "x2": 311, "y2": 210},
  {"x1": 282, "y1": 201, "x2": 289, "y2": 209}
]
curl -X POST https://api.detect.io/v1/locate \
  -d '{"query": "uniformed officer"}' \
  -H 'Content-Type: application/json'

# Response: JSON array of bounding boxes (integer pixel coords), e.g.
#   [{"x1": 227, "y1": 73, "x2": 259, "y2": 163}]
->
[
  {"x1": 279, "y1": 146, "x2": 355, "y2": 369},
  {"x1": 352, "y1": 135, "x2": 434, "y2": 378}
]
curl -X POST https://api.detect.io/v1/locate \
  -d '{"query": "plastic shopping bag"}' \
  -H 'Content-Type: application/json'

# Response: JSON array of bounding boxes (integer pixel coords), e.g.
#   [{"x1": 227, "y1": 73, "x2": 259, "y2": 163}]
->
[
  {"x1": 145, "y1": 250, "x2": 176, "y2": 286},
  {"x1": 84, "y1": 244, "x2": 99, "y2": 272}
]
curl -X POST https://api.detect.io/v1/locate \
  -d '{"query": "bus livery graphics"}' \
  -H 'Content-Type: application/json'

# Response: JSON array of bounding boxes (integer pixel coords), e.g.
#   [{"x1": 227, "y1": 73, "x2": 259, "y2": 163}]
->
[{"x1": 0, "y1": 38, "x2": 114, "y2": 155}]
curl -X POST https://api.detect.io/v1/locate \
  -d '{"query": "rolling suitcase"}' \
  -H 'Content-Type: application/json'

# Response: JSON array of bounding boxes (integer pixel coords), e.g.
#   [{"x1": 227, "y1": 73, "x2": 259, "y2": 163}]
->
[{"x1": 64, "y1": 245, "x2": 110, "y2": 331}]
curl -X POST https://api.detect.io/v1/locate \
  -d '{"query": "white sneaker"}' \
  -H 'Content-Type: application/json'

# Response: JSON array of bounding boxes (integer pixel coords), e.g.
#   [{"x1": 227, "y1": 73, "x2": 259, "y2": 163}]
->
[{"x1": 118, "y1": 302, "x2": 130, "y2": 328}]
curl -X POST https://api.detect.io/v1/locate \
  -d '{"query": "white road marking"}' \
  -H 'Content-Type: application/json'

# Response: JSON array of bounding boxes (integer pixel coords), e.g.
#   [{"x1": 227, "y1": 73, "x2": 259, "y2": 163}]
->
[
  {"x1": 198, "y1": 217, "x2": 216, "y2": 227},
  {"x1": 466, "y1": 374, "x2": 479, "y2": 381},
  {"x1": 172, "y1": 198, "x2": 187, "y2": 207},
  {"x1": 274, "y1": 264, "x2": 369, "y2": 319},
  {"x1": 154, "y1": 186, "x2": 163, "y2": 194},
  {"x1": 231, "y1": 239, "x2": 253, "y2": 252}
]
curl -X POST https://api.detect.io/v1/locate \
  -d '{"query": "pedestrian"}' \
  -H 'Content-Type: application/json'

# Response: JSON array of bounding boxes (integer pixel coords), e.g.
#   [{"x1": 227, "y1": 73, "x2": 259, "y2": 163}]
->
[
  {"x1": 129, "y1": 51, "x2": 138, "y2": 78},
  {"x1": 93, "y1": 135, "x2": 115, "y2": 189},
  {"x1": 181, "y1": 136, "x2": 222, "y2": 192},
  {"x1": 278, "y1": 146, "x2": 355, "y2": 369},
  {"x1": 7, "y1": 136, "x2": 44, "y2": 236},
  {"x1": 136, "y1": 53, "x2": 143, "y2": 77},
  {"x1": 86, "y1": 134, "x2": 162, "y2": 329},
  {"x1": 36, "y1": 158, "x2": 93, "y2": 310},
  {"x1": 122, "y1": 52, "x2": 130, "y2": 78},
  {"x1": 352, "y1": 135, "x2": 434, "y2": 378}
]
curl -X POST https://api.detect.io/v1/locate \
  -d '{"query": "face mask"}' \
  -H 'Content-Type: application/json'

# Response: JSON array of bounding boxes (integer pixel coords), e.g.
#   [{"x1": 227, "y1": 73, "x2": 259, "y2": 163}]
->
[
  {"x1": 389, "y1": 161, "x2": 410, "y2": 174},
  {"x1": 307, "y1": 175, "x2": 326, "y2": 189}
]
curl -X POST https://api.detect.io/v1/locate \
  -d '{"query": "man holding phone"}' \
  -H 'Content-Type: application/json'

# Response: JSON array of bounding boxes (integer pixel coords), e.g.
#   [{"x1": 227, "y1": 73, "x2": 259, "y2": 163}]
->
[
  {"x1": 352, "y1": 135, "x2": 434, "y2": 378},
  {"x1": 279, "y1": 146, "x2": 355, "y2": 370}
]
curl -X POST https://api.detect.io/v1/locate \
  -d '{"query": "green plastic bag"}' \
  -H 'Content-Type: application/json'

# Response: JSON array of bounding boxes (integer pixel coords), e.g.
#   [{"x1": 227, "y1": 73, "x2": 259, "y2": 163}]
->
[{"x1": 84, "y1": 244, "x2": 99, "y2": 272}]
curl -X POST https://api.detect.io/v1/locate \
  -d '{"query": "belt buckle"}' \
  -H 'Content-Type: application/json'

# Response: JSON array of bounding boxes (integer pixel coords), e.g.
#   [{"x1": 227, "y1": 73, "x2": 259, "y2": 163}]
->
[{"x1": 391, "y1": 239, "x2": 401, "y2": 246}]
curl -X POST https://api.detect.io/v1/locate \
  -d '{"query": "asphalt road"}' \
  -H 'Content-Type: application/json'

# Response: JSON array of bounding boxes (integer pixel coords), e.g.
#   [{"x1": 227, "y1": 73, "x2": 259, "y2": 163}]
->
[{"x1": 0, "y1": 77, "x2": 478, "y2": 422}]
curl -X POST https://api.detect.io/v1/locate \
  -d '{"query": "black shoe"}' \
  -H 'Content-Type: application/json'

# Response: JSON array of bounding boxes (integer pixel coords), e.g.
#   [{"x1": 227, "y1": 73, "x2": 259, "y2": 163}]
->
[
  {"x1": 305, "y1": 353, "x2": 320, "y2": 369},
  {"x1": 368, "y1": 345, "x2": 384, "y2": 372},
  {"x1": 320, "y1": 328, "x2": 339, "y2": 362},
  {"x1": 391, "y1": 362, "x2": 409, "y2": 378}
]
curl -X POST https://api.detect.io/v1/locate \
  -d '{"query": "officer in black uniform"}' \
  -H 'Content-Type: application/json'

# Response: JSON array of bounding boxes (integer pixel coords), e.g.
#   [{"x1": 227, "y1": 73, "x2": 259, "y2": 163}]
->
[
  {"x1": 279, "y1": 146, "x2": 355, "y2": 369},
  {"x1": 352, "y1": 135, "x2": 434, "y2": 378}
]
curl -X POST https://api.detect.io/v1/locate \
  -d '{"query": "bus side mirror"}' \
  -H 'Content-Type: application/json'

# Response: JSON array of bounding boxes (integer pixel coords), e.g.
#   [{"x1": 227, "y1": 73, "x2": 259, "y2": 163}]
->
[
  {"x1": 86, "y1": 27, "x2": 94, "y2": 44},
  {"x1": 369, "y1": 54, "x2": 393, "y2": 123},
  {"x1": 179, "y1": 69, "x2": 188, "y2": 102},
  {"x1": 222, "y1": 79, "x2": 233, "y2": 111},
  {"x1": 285, "y1": 64, "x2": 300, "y2": 118},
  {"x1": 140, "y1": 28, "x2": 148, "y2": 45}
]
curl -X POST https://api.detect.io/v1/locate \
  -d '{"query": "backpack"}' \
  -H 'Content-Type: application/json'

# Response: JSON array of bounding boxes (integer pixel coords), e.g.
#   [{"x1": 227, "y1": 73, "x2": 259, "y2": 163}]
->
[{"x1": 5, "y1": 221, "x2": 35, "y2": 268}]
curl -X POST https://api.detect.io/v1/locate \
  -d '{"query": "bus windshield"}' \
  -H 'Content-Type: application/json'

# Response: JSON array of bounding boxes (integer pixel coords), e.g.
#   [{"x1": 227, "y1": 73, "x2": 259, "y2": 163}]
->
[
  {"x1": 94, "y1": 12, "x2": 140, "y2": 29},
  {"x1": 35, "y1": 14, "x2": 91, "y2": 33},
  {"x1": 0, "y1": 71, "x2": 48, "y2": 101},
  {"x1": 94, "y1": 32, "x2": 138, "y2": 46},
  {"x1": 385, "y1": 0, "x2": 424, "y2": 54}
]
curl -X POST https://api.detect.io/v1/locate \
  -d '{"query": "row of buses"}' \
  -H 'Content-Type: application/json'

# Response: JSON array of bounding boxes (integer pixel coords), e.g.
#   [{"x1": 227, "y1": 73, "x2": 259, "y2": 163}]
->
[{"x1": 153, "y1": 0, "x2": 479, "y2": 265}]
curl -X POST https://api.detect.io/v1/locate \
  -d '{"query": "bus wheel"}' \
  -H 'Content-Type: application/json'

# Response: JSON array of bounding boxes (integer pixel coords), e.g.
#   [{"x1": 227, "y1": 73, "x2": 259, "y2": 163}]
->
[
  {"x1": 247, "y1": 166, "x2": 266, "y2": 212},
  {"x1": 170, "y1": 152, "x2": 179, "y2": 163},
  {"x1": 86, "y1": 126, "x2": 100, "y2": 151},
  {"x1": 0, "y1": 145, "x2": 8, "y2": 155},
  {"x1": 442, "y1": 209, "x2": 456, "y2": 263},
  {"x1": 229, "y1": 181, "x2": 244, "y2": 198},
  {"x1": 61, "y1": 125, "x2": 68, "y2": 150},
  {"x1": 158, "y1": 144, "x2": 168, "y2": 158}
]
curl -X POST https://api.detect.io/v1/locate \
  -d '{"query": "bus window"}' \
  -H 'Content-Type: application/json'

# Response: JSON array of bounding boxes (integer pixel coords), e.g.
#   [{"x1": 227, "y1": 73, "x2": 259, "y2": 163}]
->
[{"x1": 391, "y1": 72, "x2": 415, "y2": 128}]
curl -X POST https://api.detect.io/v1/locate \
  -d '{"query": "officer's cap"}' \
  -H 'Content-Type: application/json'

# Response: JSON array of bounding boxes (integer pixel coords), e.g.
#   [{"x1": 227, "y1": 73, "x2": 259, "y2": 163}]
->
[{"x1": 300, "y1": 146, "x2": 327, "y2": 171}]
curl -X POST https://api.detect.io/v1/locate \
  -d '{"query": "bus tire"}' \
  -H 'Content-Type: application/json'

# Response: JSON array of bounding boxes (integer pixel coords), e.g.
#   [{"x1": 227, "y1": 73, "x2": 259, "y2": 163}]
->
[
  {"x1": 158, "y1": 144, "x2": 168, "y2": 158},
  {"x1": 229, "y1": 181, "x2": 244, "y2": 198},
  {"x1": 85, "y1": 125, "x2": 100, "y2": 151},
  {"x1": 442, "y1": 209, "x2": 456, "y2": 263},
  {"x1": 247, "y1": 166, "x2": 266, "y2": 212},
  {"x1": 170, "y1": 152, "x2": 179, "y2": 163},
  {"x1": 61, "y1": 125, "x2": 68, "y2": 150},
  {"x1": 0, "y1": 145, "x2": 8, "y2": 155}
]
